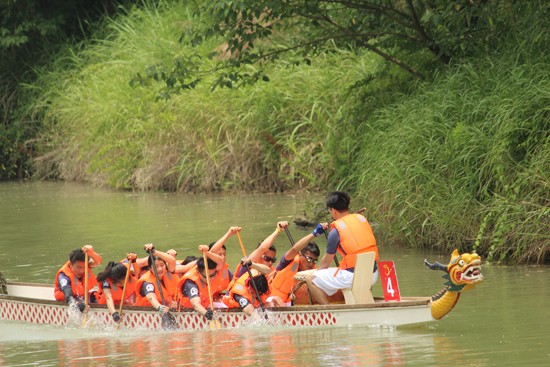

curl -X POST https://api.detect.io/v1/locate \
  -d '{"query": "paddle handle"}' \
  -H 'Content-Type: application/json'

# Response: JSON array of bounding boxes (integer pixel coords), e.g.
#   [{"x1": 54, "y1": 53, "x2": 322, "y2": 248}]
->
[
  {"x1": 236, "y1": 231, "x2": 267, "y2": 317},
  {"x1": 202, "y1": 252, "x2": 216, "y2": 310},
  {"x1": 118, "y1": 262, "x2": 132, "y2": 315},
  {"x1": 84, "y1": 252, "x2": 89, "y2": 306},
  {"x1": 149, "y1": 251, "x2": 166, "y2": 306},
  {"x1": 236, "y1": 231, "x2": 247, "y2": 258},
  {"x1": 243, "y1": 263, "x2": 267, "y2": 315},
  {"x1": 284, "y1": 227, "x2": 295, "y2": 247},
  {"x1": 82, "y1": 252, "x2": 89, "y2": 326}
]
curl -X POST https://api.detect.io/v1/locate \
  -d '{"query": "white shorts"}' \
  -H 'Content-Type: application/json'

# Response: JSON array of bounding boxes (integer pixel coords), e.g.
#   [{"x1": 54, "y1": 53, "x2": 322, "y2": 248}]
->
[{"x1": 312, "y1": 267, "x2": 379, "y2": 296}]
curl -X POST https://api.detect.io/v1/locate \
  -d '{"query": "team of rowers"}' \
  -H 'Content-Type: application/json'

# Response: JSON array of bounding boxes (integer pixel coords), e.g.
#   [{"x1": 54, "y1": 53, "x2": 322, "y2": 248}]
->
[{"x1": 53, "y1": 191, "x2": 380, "y2": 323}]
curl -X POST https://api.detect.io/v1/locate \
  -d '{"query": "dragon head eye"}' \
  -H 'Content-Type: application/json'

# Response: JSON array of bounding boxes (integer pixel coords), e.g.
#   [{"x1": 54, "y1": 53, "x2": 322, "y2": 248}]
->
[{"x1": 458, "y1": 259, "x2": 465, "y2": 267}]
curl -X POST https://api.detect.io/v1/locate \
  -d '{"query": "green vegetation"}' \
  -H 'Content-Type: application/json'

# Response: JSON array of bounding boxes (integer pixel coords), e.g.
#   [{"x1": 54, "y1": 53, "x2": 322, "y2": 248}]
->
[
  {"x1": 351, "y1": 55, "x2": 549, "y2": 264},
  {"x1": 6, "y1": 1, "x2": 550, "y2": 263},
  {"x1": 0, "y1": 0, "x2": 130, "y2": 179}
]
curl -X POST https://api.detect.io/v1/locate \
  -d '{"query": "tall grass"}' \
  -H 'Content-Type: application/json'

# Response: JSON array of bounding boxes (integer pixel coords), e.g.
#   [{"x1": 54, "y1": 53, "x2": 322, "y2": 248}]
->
[
  {"x1": 30, "y1": 1, "x2": 383, "y2": 192},
  {"x1": 350, "y1": 50, "x2": 549, "y2": 263}
]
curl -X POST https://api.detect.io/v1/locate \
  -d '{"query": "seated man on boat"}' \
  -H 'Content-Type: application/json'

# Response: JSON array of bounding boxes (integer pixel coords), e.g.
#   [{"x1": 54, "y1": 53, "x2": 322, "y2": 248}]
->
[
  {"x1": 269, "y1": 222, "x2": 321, "y2": 306},
  {"x1": 306, "y1": 191, "x2": 379, "y2": 304},
  {"x1": 178, "y1": 245, "x2": 227, "y2": 320},
  {"x1": 134, "y1": 244, "x2": 177, "y2": 313},
  {"x1": 54, "y1": 245, "x2": 103, "y2": 312},
  {"x1": 223, "y1": 259, "x2": 283, "y2": 317},
  {"x1": 96, "y1": 253, "x2": 138, "y2": 322}
]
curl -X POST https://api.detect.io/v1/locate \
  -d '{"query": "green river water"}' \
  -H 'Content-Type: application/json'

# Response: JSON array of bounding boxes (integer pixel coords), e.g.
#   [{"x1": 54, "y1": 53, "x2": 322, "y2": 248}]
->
[{"x1": 0, "y1": 181, "x2": 548, "y2": 366}]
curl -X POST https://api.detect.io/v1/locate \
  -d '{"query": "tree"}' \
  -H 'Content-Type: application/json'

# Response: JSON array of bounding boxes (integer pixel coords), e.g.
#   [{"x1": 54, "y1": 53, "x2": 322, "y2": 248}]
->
[
  {"x1": 133, "y1": 0, "x2": 509, "y2": 97},
  {"x1": 0, "y1": 0, "x2": 128, "y2": 179}
]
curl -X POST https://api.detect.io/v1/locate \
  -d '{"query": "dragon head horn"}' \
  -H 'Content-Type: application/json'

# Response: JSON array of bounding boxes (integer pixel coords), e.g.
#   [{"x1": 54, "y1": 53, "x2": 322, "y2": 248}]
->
[{"x1": 424, "y1": 259, "x2": 449, "y2": 272}]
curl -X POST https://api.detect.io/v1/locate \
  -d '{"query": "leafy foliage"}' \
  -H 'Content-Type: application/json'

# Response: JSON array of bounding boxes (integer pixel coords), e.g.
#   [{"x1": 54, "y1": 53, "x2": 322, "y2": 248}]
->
[
  {"x1": 0, "y1": 0, "x2": 131, "y2": 179},
  {"x1": 133, "y1": 0, "x2": 524, "y2": 96}
]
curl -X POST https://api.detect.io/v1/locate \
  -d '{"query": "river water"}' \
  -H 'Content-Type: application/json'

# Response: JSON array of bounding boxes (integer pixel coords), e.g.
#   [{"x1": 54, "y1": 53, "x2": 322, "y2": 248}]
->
[{"x1": 0, "y1": 181, "x2": 548, "y2": 366}]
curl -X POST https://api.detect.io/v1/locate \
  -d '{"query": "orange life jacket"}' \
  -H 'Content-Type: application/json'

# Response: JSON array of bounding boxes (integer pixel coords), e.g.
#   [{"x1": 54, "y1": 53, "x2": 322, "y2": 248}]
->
[
  {"x1": 331, "y1": 213, "x2": 379, "y2": 270},
  {"x1": 223, "y1": 270, "x2": 270, "y2": 309},
  {"x1": 269, "y1": 255, "x2": 302, "y2": 303},
  {"x1": 97, "y1": 274, "x2": 137, "y2": 306},
  {"x1": 227, "y1": 263, "x2": 275, "y2": 293},
  {"x1": 134, "y1": 270, "x2": 179, "y2": 307},
  {"x1": 212, "y1": 263, "x2": 231, "y2": 300},
  {"x1": 177, "y1": 264, "x2": 231, "y2": 308},
  {"x1": 54, "y1": 261, "x2": 97, "y2": 301}
]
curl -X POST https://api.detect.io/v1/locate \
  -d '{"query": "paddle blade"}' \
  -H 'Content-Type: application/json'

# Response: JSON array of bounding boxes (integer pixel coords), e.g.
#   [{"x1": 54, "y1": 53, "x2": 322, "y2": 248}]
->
[
  {"x1": 81, "y1": 312, "x2": 88, "y2": 327},
  {"x1": 209, "y1": 318, "x2": 222, "y2": 329},
  {"x1": 208, "y1": 320, "x2": 221, "y2": 329},
  {"x1": 161, "y1": 312, "x2": 179, "y2": 330}
]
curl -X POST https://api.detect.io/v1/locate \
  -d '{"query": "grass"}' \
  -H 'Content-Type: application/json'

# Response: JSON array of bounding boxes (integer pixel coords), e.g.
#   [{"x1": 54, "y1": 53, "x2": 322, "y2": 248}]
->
[{"x1": 350, "y1": 50, "x2": 549, "y2": 264}]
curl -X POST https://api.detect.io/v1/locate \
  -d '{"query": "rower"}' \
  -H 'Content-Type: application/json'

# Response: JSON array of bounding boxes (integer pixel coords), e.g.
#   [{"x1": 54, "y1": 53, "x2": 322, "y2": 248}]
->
[
  {"x1": 268, "y1": 221, "x2": 321, "y2": 306},
  {"x1": 134, "y1": 244, "x2": 178, "y2": 313},
  {"x1": 54, "y1": 245, "x2": 102, "y2": 312},
  {"x1": 177, "y1": 245, "x2": 227, "y2": 321}
]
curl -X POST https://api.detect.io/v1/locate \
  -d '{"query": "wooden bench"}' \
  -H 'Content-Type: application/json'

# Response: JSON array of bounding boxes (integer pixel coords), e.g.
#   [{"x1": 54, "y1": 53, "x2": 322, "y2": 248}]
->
[{"x1": 341, "y1": 252, "x2": 376, "y2": 305}]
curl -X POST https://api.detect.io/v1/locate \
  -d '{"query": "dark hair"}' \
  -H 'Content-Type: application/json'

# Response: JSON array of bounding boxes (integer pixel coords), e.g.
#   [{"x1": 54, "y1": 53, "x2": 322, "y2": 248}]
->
[
  {"x1": 196, "y1": 257, "x2": 217, "y2": 271},
  {"x1": 250, "y1": 274, "x2": 269, "y2": 294},
  {"x1": 301, "y1": 242, "x2": 321, "y2": 257},
  {"x1": 97, "y1": 261, "x2": 127, "y2": 283},
  {"x1": 182, "y1": 255, "x2": 198, "y2": 265},
  {"x1": 69, "y1": 249, "x2": 86, "y2": 264},
  {"x1": 326, "y1": 191, "x2": 351, "y2": 211},
  {"x1": 256, "y1": 243, "x2": 277, "y2": 253},
  {"x1": 209, "y1": 242, "x2": 227, "y2": 251},
  {"x1": 147, "y1": 255, "x2": 166, "y2": 268}
]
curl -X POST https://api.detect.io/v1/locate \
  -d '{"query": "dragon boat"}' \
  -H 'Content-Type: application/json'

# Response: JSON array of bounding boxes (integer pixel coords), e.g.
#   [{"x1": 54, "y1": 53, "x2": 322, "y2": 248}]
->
[{"x1": 0, "y1": 250, "x2": 483, "y2": 330}]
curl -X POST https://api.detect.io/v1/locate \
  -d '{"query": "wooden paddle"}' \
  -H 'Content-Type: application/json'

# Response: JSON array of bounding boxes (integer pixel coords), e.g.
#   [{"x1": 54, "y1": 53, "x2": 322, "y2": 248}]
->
[
  {"x1": 115, "y1": 258, "x2": 132, "y2": 329},
  {"x1": 236, "y1": 231, "x2": 268, "y2": 318},
  {"x1": 284, "y1": 226, "x2": 295, "y2": 246},
  {"x1": 81, "y1": 252, "x2": 89, "y2": 326},
  {"x1": 148, "y1": 250, "x2": 178, "y2": 330},
  {"x1": 202, "y1": 251, "x2": 222, "y2": 329}
]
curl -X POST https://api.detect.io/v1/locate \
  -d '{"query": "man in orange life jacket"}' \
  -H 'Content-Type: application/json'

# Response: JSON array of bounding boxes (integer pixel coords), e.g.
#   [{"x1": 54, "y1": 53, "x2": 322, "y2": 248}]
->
[
  {"x1": 269, "y1": 222, "x2": 321, "y2": 305},
  {"x1": 306, "y1": 191, "x2": 379, "y2": 304},
  {"x1": 207, "y1": 226, "x2": 241, "y2": 297},
  {"x1": 54, "y1": 245, "x2": 103, "y2": 312},
  {"x1": 135, "y1": 244, "x2": 177, "y2": 314},
  {"x1": 228, "y1": 222, "x2": 286, "y2": 288},
  {"x1": 178, "y1": 245, "x2": 226, "y2": 320}
]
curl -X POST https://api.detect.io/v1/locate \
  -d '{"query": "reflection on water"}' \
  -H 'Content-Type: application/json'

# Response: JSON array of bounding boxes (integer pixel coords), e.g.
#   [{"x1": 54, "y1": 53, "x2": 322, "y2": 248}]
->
[
  {"x1": 1, "y1": 182, "x2": 549, "y2": 367},
  {"x1": 0, "y1": 324, "x2": 450, "y2": 367},
  {"x1": 2, "y1": 321, "x2": 522, "y2": 367}
]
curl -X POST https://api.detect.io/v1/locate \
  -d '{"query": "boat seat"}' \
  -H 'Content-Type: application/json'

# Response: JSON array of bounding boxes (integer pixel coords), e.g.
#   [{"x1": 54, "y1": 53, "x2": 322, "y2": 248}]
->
[
  {"x1": 342, "y1": 251, "x2": 375, "y2": 305},
  {"x1": 6, "y1": 283, "x2": 56, "y2": 301}
]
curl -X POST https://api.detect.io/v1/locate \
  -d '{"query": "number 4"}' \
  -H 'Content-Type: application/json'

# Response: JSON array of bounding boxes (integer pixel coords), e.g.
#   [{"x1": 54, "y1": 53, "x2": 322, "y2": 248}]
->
[{"x1": 386, "y1": 278, "x2": 395, "y2": 297}]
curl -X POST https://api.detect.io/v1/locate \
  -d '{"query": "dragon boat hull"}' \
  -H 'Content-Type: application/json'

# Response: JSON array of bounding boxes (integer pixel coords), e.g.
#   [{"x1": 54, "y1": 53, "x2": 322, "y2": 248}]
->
[{"x1": 1, "y1": 282, "x2": 434, "y2": 330}]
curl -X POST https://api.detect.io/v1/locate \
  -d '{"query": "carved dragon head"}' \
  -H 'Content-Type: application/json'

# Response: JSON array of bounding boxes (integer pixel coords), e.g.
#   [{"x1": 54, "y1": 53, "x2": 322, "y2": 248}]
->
[
  {"x1": 425, "y1": 249, "x2": 484, "y2": 292},
  {"x1": 446, "y1": 249, "x2": 484, "y2": 291},
  {"x1": 425, "y1": 249, "x2": 484, "y2": 320}
]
